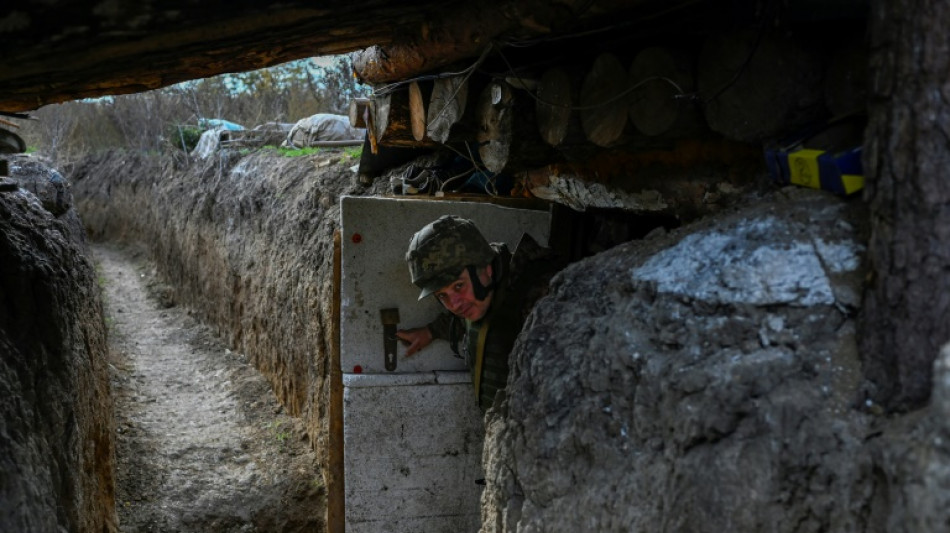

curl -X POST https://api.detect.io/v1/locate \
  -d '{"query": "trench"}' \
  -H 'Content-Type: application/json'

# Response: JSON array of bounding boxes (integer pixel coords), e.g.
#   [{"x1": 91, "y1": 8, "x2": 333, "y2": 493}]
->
[{"x1": 94, "y1": 242, "x2": 324, "y2": 533}]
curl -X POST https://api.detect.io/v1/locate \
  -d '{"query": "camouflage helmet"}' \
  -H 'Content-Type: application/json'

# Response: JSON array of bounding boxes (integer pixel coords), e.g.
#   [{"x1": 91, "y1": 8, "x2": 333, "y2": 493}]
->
[{"x1": 406, "y1": 215, "x2": 495, "y2": 300}]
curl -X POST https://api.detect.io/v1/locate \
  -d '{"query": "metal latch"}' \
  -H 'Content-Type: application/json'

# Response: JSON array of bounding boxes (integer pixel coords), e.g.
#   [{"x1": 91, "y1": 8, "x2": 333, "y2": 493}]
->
[{"x1": 380, "y1": 308, "x2": 400, "y2": 371}]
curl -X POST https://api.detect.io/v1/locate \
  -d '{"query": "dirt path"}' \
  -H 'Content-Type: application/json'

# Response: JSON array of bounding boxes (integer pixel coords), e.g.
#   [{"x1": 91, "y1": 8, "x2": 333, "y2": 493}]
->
[{"x1": 93, "y1": 243, "x2": 324, "y2": 533}]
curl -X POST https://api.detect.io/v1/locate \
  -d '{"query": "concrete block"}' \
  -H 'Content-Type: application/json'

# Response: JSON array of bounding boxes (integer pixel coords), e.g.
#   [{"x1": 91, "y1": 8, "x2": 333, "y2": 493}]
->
[{"x1": 343, "y1": 379, "x2": 484, "y2": 532}]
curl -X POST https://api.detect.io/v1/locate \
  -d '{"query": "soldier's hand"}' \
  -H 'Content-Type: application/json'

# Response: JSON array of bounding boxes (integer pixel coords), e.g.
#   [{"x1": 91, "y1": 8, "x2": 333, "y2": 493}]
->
[{"x1": 396, "y1": 327, "x2": 433, "y2": 357}]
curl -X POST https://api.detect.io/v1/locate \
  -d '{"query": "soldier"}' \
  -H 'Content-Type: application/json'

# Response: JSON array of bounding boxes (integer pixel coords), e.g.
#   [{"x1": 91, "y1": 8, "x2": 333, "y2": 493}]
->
[{"x1": 396, "y1": 215, "x2": 558, "y2": 411}]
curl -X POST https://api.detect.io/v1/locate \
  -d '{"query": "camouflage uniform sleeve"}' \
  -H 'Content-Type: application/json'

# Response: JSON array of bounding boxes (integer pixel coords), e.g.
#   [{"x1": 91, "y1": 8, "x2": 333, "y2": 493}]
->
[{"x1": 426, "y1": 312, "x2": 456, "y2": 341}]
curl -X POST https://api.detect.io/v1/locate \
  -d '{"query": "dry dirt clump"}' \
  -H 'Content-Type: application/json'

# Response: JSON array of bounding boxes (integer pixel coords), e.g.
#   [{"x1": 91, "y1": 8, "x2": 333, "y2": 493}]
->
[{"x1": 96, "y1": 242, "x2": 323, "y2": 532}]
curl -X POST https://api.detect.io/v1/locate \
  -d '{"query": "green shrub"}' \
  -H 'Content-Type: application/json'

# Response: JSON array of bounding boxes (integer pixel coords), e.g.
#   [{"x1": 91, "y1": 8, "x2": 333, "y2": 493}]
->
[{"x1": 167, "y1": 124, "x2": 202, "y2": 152}]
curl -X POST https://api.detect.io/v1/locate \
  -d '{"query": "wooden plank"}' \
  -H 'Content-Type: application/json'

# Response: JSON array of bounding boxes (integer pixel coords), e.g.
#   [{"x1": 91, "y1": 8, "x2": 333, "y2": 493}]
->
[{"x1": 327, "y1": 230, "x2": 345, "y2": 533}]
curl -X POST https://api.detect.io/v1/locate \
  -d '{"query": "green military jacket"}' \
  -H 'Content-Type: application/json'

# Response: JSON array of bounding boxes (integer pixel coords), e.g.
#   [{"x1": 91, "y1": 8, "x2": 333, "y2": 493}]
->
[{"x1": 427, "y1": 233, "x2": 556, "y2": 411}]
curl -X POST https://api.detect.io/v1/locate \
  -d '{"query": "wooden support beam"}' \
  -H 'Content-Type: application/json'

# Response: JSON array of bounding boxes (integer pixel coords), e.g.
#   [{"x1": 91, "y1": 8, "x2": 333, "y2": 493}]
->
[
  {"x1": 327, "y1": 230, "x2": 345, "y2": 533},
  {"x1": 371, "y1": 90, "x2": 439, "y2": 148},
  {"x1": 580, "y1": 53, "x2": 629, "y2": 147},
  {"x1": 476, "y1": 80, "x2": 554, "y2": 174},
  {"x1": 477, "y1": 81, "x2": 515, "y2": 173},
  {"x1": 350, "y1": 0, "x2": 705, "y2": 85},
  {"x1": 427, "y1": 77, "x2": 470, "y2": 144},
  {"x1": 351, "y1": 0, "x2": 580, "y2": 84},
  {"x1": 373, "y1": 93, "x2": 393, "y2": 145},
  {"x1": 365, "y1": 102, "x2": 379, "y2": 154},
  {"x1": 628, "y1": 46, "x2": 704, "y2": 138}
]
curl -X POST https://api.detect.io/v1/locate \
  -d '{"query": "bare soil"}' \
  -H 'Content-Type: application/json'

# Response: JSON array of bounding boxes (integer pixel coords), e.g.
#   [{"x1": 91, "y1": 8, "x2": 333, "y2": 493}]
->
[{"x1": 94, "y1": 242, "x2": 324, "y2": 533}]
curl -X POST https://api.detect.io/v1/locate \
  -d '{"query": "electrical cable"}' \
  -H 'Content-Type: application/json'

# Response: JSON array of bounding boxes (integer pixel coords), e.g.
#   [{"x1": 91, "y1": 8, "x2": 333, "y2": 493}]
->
[
  {"x1": 494, "y1": 46, "x2": 690, "y2": 111},
  {"x1": 372, "y1": 44, "x2": 493, "y2": 97}
]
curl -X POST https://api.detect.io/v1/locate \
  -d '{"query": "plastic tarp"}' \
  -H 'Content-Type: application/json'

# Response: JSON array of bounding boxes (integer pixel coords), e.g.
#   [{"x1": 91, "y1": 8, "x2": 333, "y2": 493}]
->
[
  {"x1": 284, "y1": 114, "x2": 365, "y2": 148},
  {"x1": 191, "y1": 128, "x2": 227, "y2": 159},
  {"x1": 198, "y1": 118, "x2": 244, "y2": 131}
]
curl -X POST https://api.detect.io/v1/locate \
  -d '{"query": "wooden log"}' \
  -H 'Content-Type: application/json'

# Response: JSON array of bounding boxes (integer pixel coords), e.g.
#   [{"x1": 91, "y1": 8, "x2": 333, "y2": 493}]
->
[
  {"x1": 477, "y1": 81, "x2": 515, "y2": 173},
  {"x1": 628, "y1": 46, "x2": 704, "y2": 137},
  {"x1": 349, "y1": 98, "x2": 370, "y2": 129},
  {"x1": 0, "y1": 128, "x2": 26, "y2": 154},
  {"x1": 697, "y1": 30, "x2": 823, "y2": 142},
  {"x1": 505, "y1": 75, "x2": 537, "y2": 92},
  {"x1": 349, "y1": 0, "x2": 703, "y2": 84},
  {"x1": 580, "y1": 53, "x2": 629, "y2": 147},
  {"x1": 351, "y1": 0, "x2": 579, "y2": 84},
  {"x1": 372, "y1": 92, "x2": 391, "y2": 145},
  {"x1": 427, "y1": 76, "x2": 469, "y2": 143},
  {"x1": 476, "y1": 80, "x2": 553, "y2": 174},
  {"x1": 370, "y1": 89, "x2": 439, "y2": 148},
  {"x1": 408, "y1": 81, "x2": 432, "y2": 142},
  {"x1": 535, "y1": 68, "x2": 573, "y2": 147}
]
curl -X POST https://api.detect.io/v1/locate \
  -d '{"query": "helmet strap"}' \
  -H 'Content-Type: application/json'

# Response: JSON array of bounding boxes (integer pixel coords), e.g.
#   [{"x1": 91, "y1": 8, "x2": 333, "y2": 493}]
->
[{"x1": 467, "y1": 265, "x2": 493, "y2": 301}]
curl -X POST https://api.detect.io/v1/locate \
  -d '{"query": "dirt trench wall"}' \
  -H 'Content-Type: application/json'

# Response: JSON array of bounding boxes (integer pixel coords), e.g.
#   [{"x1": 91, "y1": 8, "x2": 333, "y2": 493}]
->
[
  {"x1": 67, "y1": 148, "x2": 950, "y2": 530},
  {"x1": 70, "y1": 149, "x2": 379, "y2": 471},
  {"x1": 481, "y1": 189, "x2": 950, "y2": 531},
  {"x1": 0, "y1": 168, "x2": 116, "y2": 532}
]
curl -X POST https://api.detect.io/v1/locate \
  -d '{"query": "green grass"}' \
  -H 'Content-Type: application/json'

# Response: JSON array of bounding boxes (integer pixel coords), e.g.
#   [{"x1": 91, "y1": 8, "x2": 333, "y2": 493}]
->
[
  {"x1": 264, "y1": 419, "x2": 293, "y2": 448},
  {"x1": 343, "y1": 145, "x2": 362, "y2": 159},
  {"x1": 259, "y1": 145, "x2": 323, "y2": 157},
  {"x1": 237, "y1": 144, "x2": 362, "y2": 160},
  {"x1": 94, "y1": 260, "x2": 109, "y2": 289}
]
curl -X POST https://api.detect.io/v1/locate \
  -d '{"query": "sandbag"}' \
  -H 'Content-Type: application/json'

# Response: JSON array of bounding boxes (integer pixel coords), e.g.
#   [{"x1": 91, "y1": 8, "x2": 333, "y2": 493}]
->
[
  {"x1": 284, "y1": 114, "x2": 364, "y2": 148},
  {"x1": 190, "y1": 128, "x2": 227, "y2": 159}
]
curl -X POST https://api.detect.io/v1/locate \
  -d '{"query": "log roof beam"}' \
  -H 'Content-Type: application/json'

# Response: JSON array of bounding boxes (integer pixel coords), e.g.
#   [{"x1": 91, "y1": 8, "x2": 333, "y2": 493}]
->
[
  {"x1": 0, "y1": 0, "x2": 868, "y2": 112},
  {"x1": 351, "y1": 0, "x2": 705, "y2": 85}
]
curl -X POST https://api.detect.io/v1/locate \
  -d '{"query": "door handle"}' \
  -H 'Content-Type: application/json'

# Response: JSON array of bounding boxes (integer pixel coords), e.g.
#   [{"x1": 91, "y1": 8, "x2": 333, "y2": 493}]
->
[{"x1": 380, "y1": 308, "x2": 400, "y2": 371}]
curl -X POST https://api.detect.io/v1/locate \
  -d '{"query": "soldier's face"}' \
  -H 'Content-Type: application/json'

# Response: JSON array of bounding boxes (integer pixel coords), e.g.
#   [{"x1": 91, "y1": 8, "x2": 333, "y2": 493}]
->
[{"x1": 434, "y1": 265, "x2": 493, "y2": 321}]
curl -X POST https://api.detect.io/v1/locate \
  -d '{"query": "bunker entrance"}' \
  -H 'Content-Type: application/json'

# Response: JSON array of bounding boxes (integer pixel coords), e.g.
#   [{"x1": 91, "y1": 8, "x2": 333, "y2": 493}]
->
[{"x1": 333, "y1": 196, "x2": 552, "y2": 531}]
